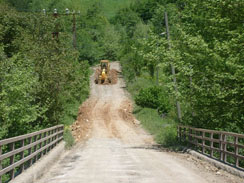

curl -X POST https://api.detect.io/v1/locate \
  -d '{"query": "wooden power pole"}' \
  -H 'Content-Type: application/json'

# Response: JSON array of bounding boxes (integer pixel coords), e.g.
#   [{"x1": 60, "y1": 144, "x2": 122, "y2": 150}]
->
[
  {"x1": 48, "y1": 8, "x2": 80, "y2": 49},
  {"x1": 72, "y1": 12, "x2": 77, "y2": 49},
  {"x1": 165, "y1": 11, "x2": 182, "y2": 122}
]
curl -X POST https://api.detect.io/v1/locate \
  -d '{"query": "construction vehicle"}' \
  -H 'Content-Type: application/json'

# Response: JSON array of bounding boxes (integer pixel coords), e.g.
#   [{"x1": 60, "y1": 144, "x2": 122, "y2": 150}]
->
[{"x1": 95, "y1": 60, "x2": 111, "y2": 84}]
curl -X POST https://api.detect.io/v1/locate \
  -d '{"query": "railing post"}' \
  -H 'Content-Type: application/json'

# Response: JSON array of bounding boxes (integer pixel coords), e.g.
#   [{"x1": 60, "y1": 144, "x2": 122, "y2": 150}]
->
[
  {"x1": 223, "y1": 134, "x2": 227, "y2": 163},
  {"x1": 187, "y1": 128, "x2": 192, "y2": 147},
  {"x1": 235, "y1": 136, "x2": 239, "y2": 167},
  {"x1": 189, "y1": 128, "x2": 192, "y2": 142},
  {"x1": 32, "y1": 136, "x2": 37, "y2": 164},
  {"x1": 9, "y1": 142, "x2": 15, "y2": 180},
  {"x1": 51, "y1": 129, "x2": 54, "y2": 149},
  {"x1": 220, "y1": 133, "x2": 223, "y2": 161},
  {"x1": 39, "y1": 133, "x2": 43, "y2": 159},
  {"x1": 220, "y1": 133, "x2": 227, "y2": 162},
  {"x1": 0, "y1": 145, "x2": 2, "y2": 183},
  {"x1": 59, "y1": 126, "x2": 64, "y2": 141},
  {"x1": 20, "y1": 140, "x2": 25, "y2": 173},
  {"x1": 48, "y1": 130, "x2": 51, "y2": 152},
  {"x1": 183, "y1": 127, "x2": 186, "y2": 142},
  {"x1": 179, "y1": 126, "x2": 182, "y2": 142},
  {"x1": 55, "y1": 128, "x2": 57, "y2": 145},
  {"x1": 194, "y1": 129, "x2": 198, "y2": 151},
  {"x1": 43, "y1": 132, "x2": 47, "y2": 155},
  {"x1": 202, "y1": 131, "x2": 205, "y2": 154},
  {"x1": 28, "y1": 137, "x2": 32, "y2": 167},
  {"x1": 54, "y1": 128, "x2": 57, "y2": 147},
  {"x1": 210, "y1": 132, "x2": 213, "y2": 157}
]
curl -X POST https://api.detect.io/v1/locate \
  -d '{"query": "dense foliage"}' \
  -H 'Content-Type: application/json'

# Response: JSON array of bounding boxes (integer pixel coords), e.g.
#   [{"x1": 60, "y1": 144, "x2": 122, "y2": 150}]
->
[
  {"x1": 0, "y1": 3, "x2": 87, "y2": 140},
  {"x1": 113, "y1": 0, "x2": 244, "y2": 133},
  {"x1": 135, "y1": 86, "x2": 171, "y2": 114},
  {"x1": 0, "y1": 0, "x2": 128, "y2": 140}
]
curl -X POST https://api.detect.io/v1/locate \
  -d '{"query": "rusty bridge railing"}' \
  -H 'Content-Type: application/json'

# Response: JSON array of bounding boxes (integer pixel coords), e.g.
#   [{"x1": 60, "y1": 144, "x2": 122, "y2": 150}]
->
[
  {"x1": 178, "y1": 125, "x2": 244, "y2": 170},
  {"x1": 0, "y1": 125, "x2": 64, "y2": 183}
]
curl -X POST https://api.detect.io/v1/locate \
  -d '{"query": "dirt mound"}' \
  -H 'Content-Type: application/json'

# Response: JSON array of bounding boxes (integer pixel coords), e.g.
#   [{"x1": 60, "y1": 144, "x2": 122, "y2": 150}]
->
[
  {"x1": 109, "y1": 69, "x2": 119, "y2": 84},
  {"x1": 118, "y1": 100, "x2": 140, "y2": 126},
  {"x1": 71, "y1": 99, "x2": 96, "y2": 142},
  {"x1": 94, "y1": 69, "x2": 119, "y2": 85}
]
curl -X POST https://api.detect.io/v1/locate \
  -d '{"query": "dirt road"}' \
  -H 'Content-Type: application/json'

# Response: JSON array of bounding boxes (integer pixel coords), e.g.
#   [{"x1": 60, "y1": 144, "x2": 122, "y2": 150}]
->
[{"x1": 36, "y1": 62, "x2": 242, "y2": 183}]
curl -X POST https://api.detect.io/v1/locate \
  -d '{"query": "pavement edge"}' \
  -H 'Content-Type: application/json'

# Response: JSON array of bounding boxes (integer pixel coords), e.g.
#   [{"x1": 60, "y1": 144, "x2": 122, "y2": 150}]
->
[{"x1": 187, "y1": 149, "x2": 244, "y2": 179}]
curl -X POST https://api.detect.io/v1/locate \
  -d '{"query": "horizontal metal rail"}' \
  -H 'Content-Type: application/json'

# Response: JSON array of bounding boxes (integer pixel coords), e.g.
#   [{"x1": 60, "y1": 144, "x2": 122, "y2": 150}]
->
[
  {"x1": 178, "y1": 125, "x2": 244, "y2": 170},
  {"x1": 0, "y1": 125, "x2": 64, "y2": 183}
]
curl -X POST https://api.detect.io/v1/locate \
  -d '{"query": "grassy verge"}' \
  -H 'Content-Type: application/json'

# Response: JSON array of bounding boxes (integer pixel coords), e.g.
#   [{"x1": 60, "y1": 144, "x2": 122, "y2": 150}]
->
[
  {"x1": 63, "y1": 127, "x2": 75, "y2": 149},
  {"x1": 134, "y1": 105, "x2": 178, "y2": 147},
  {"x1": 125, "y1": 73, "x2": 180, "y2": 148}
]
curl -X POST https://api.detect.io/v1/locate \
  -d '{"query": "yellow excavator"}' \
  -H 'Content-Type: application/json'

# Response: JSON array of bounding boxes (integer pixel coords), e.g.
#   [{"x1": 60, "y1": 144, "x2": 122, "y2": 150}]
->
[{"x1": 95, "y1": 60, "x2": 111, "y2": 84}]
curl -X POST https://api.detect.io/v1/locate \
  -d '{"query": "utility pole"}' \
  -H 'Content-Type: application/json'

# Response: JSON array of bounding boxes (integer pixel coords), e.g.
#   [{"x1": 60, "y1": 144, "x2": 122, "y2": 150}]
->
[
  {"x1": 66, "y1": 9, "x2": 80, "y2": 49},
  {"x1": 156, "y1": 66, "x2": 159, "y2": 85},
  {"x1": 72, "y1": 11, "x2": 77, "y2": 49},
  {"x1": 156, "y1": 38, "x2": 160, "y2": 86},
  {"x1": 44, "y1": 8, "x2": 80, "y2": 48},
  {"x1": 52, "y1": 9, "x2": 59, "y2": 39},
  {"x1": 156, "y1": 32, "x2": 166, "y2": 86},
  {"x1": 165, "y1": 11, "x2": 182, "y2": 122}
]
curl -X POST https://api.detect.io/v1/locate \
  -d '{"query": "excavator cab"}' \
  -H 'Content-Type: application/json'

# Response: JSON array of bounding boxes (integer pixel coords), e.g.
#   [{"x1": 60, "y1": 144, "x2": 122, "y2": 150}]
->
[{"x1": 100, "y1": 60, "x2": 109, "y2": 73}]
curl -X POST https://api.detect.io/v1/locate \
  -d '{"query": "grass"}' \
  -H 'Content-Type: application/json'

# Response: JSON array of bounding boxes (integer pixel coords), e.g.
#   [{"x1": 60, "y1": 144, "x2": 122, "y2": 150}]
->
[
  {"x1": 134, "y1": 105, "x2": 178, "y2": 147},
  {"x1": 125, "y1": 72, "x2": 180, "y2": 147},
  {"x1": 63, "y1": 127, "x2": 75, "y2": 149}
]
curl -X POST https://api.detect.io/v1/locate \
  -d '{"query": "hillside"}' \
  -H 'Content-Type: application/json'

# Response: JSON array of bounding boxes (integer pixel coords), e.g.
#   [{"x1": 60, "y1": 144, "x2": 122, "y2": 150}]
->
[
  {"x1": 79, "y1": 0, "x2": 134, "y2": 18},
  {"x1": 6, "y1": 0, "x2": 134, "y2": 18}
]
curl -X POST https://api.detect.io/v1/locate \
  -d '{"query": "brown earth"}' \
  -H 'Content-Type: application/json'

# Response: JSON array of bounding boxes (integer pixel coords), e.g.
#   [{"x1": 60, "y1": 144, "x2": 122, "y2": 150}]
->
[{"x1": 71, "y1": 99, "x2": 95, "y2": 142}]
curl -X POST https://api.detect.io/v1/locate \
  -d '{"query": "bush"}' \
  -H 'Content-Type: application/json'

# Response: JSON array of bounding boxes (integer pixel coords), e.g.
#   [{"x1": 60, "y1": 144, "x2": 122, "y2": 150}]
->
[
  {"x1": 63, "y1": 128, "x2": 75, "y2": 149},
  {"x1": 135, "y1": 86, "x2": 171, "y2": 114},
  {"x1": 156, "y1": 125, "x2": 178, "y2": 147}
]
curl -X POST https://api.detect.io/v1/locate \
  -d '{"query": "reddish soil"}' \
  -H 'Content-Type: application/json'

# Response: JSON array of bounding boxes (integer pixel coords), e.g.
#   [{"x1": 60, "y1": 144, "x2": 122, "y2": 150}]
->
[
  {"x1": 118, "y1": 100, "x2": 140, "y2": 126},
  {"x1": 71, "y1": 99, "x2": 95, "y2": 142}
]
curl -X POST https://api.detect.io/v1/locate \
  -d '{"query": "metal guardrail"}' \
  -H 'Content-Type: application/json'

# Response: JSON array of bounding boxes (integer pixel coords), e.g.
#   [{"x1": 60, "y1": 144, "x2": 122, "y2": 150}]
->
[
  {"x1": 0, "y1": 125, "x2": 64, "y2": 183},
  {"x1": 178, "y1": 125, "x2": 244, "y2": 170}
]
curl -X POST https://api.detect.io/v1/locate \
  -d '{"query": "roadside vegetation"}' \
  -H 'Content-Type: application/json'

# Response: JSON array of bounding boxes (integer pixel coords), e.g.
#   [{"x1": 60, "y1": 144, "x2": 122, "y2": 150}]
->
[
  {"x1": 0, "y1": 0, "x2": 243, "y2": 148},
  {"x1": 109, "y1": 0, "x2": 243, "y2": 147},
  {"x1": 0, "y1": 0, "x2": 125, "y2": 140},
  {"x1": 112, "y1": 0, "x2": 244, "y2": 138},
  {"x1": 125, "y1": 73, "x2": 178, "y2": 146}
]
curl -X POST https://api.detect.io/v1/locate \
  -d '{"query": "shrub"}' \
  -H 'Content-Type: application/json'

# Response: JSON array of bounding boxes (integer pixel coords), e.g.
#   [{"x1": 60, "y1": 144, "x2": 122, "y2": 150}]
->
[
  {"x1": 135, "y1": 86, "x2": 171, "y2": 114},
  {"x1": 156, "y1": 125, "x2": 178, "y2": 147}
]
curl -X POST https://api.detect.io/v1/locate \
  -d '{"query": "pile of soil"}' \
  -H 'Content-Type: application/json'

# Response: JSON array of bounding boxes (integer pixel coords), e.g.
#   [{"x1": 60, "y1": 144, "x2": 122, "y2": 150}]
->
[
  {"x1": 71, "y1": 99, "x2": 95, "y2": 142},
  {"x1": 94, "y1": 69, "x2": 119, "y2": 85},
  {"x1": 118, "y1": 100, "x2": 140, "y2": 126}
]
